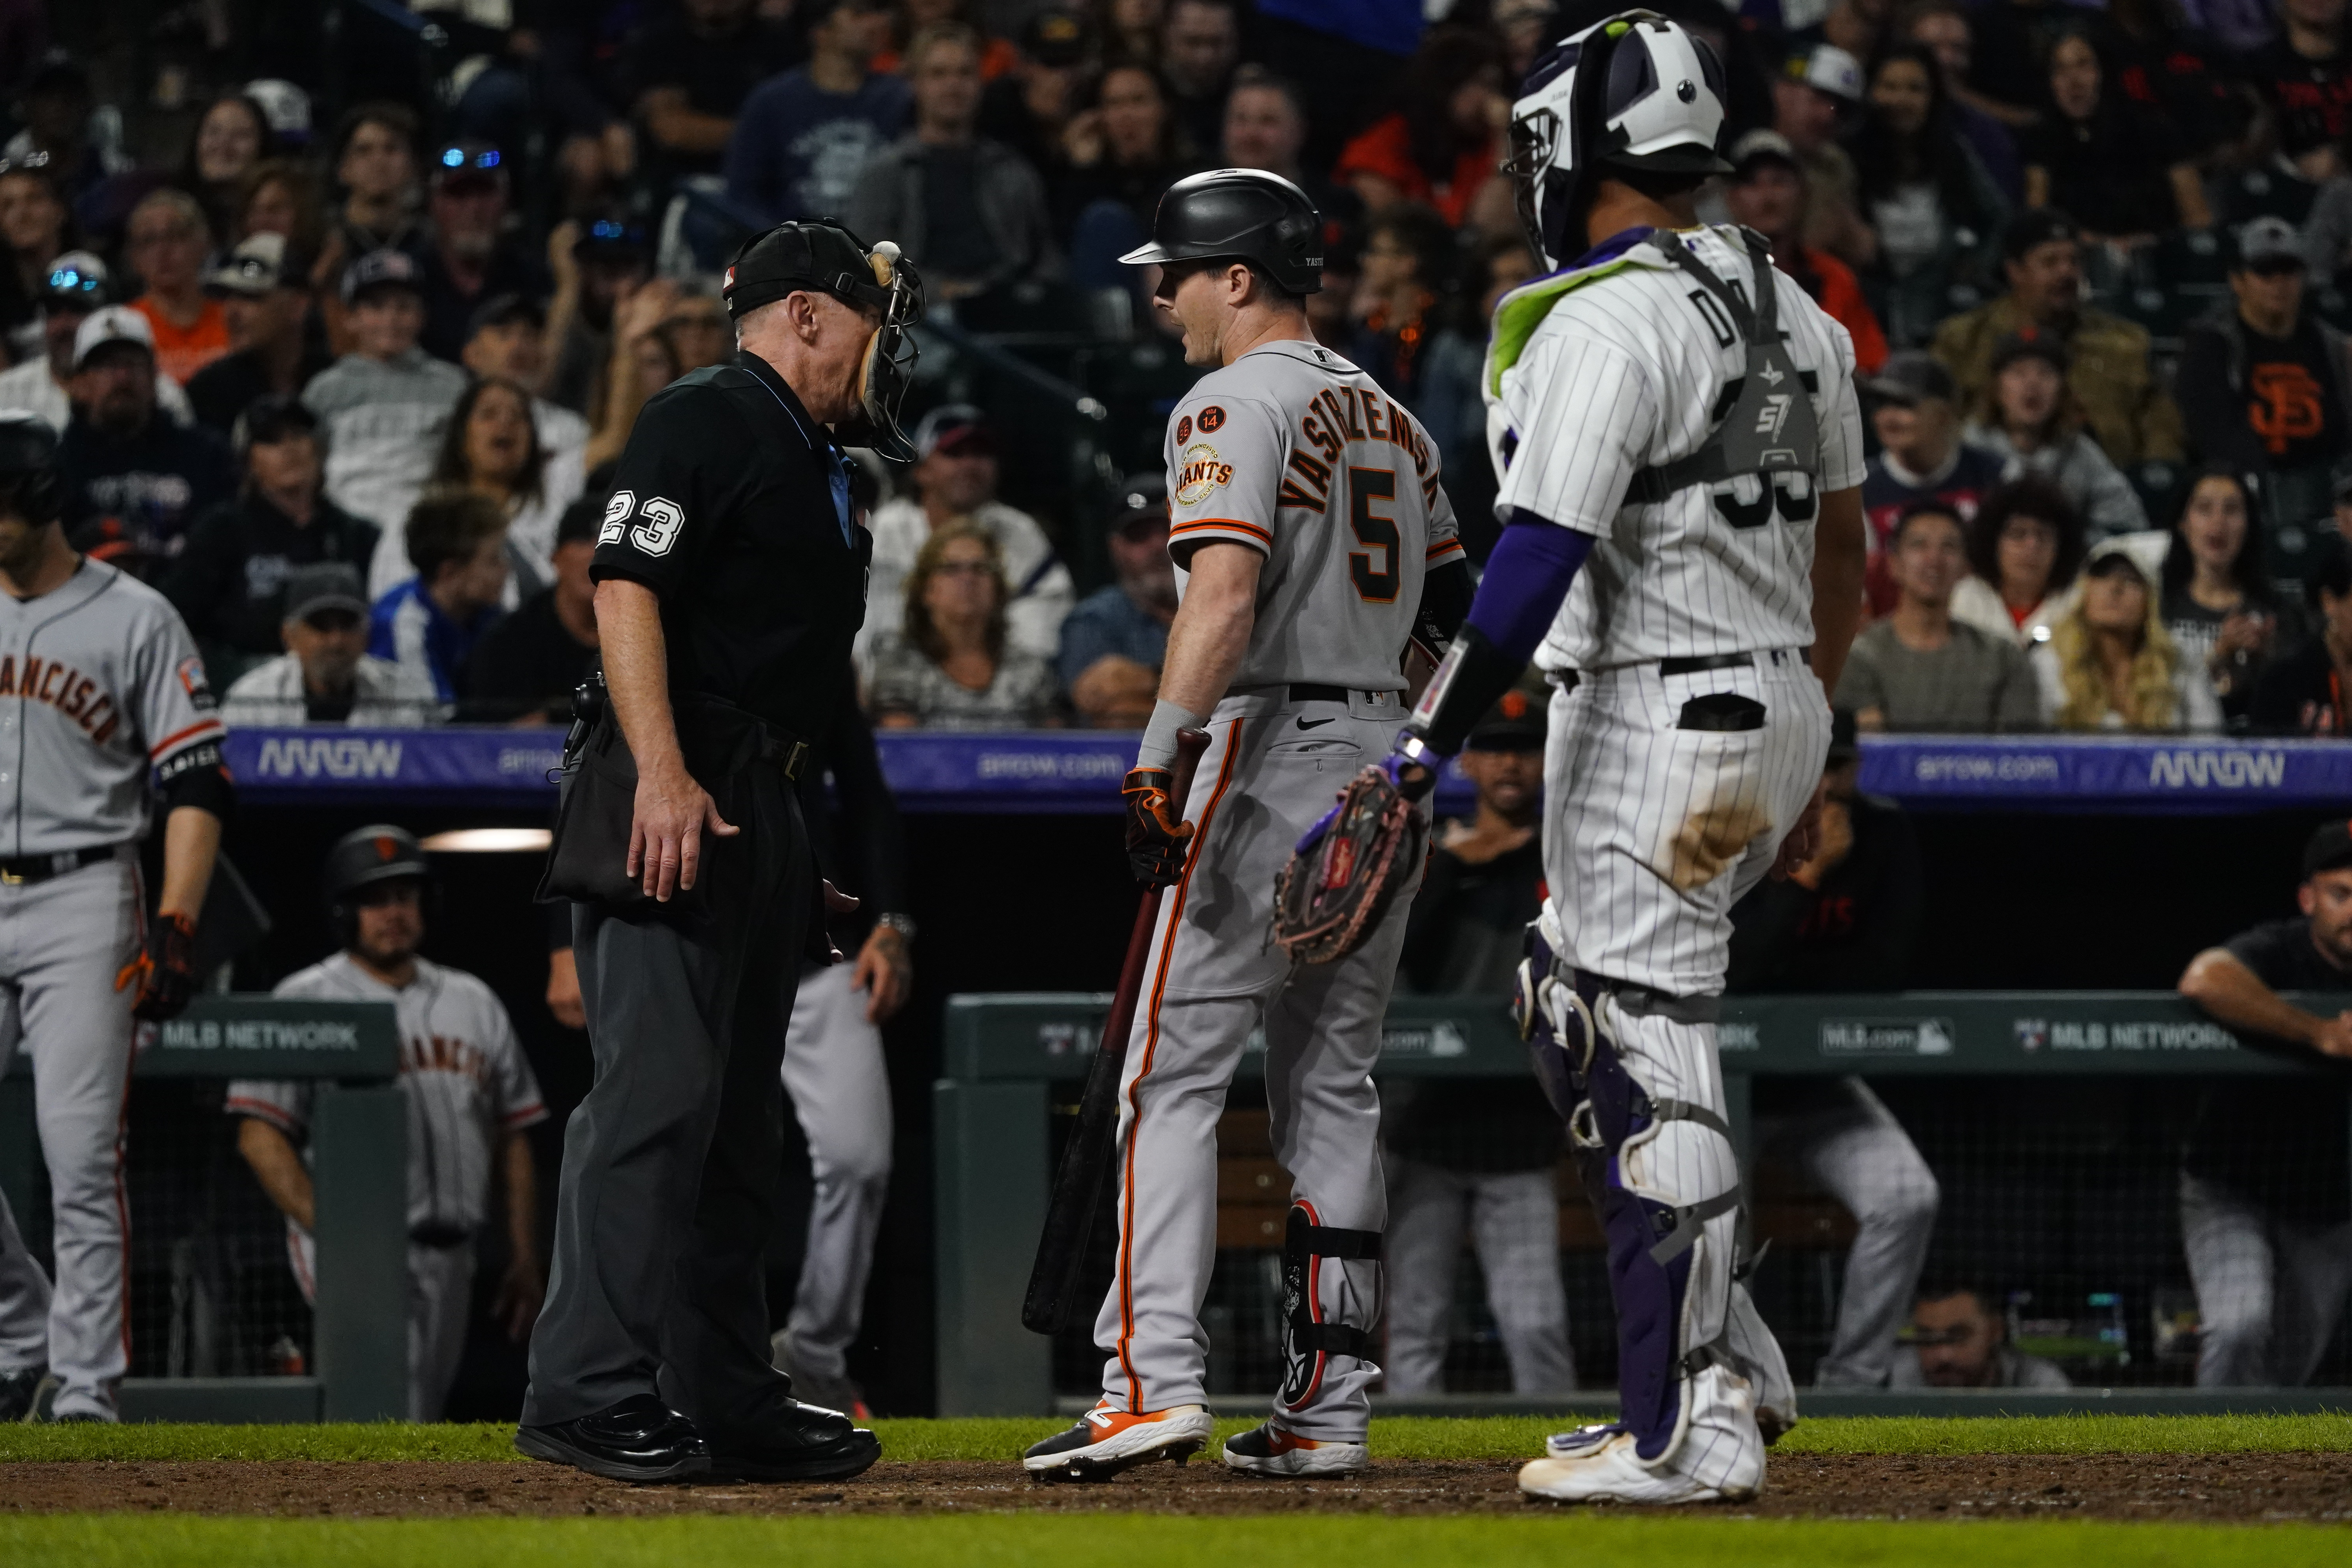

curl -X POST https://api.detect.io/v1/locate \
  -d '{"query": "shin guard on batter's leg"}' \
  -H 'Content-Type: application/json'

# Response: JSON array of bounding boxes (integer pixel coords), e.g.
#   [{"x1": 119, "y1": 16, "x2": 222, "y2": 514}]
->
[{"x1": 1276, "y1": 1201, "x2": 1382, "y2": 1418}]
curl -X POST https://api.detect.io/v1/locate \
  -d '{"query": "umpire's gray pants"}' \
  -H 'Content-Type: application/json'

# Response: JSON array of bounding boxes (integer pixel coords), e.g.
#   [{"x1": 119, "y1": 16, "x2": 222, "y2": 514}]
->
[
  {"x1": 2181, "y1": 1172, "x2": 2352, "y2": 1387},
  {"x1": 1381, "y1": 1158, "x2": 1576, "y2": 1396},
  {"x1": 524, "y1": 766, "x2": 814, "y2": 1437},
  {"x1": 1754, "y1": 1077, "x2": 1940, "y2": 1388}
]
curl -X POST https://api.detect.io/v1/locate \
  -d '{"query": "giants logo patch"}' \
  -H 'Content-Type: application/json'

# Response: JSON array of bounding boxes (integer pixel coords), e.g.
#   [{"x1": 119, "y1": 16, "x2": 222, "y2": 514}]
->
[{"x1": 1173, "y1": 444, "x2": 1232, "y2": 507}]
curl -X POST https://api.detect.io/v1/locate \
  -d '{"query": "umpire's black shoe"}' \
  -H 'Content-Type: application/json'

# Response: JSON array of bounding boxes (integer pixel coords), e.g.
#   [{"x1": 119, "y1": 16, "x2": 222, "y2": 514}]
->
[
  {"x1": 707, "y1": 1399, "x2": 882, "y2": 1483},
  {"x1": 515, "y1": 1394, "x2": 712, "y2": 1483}
]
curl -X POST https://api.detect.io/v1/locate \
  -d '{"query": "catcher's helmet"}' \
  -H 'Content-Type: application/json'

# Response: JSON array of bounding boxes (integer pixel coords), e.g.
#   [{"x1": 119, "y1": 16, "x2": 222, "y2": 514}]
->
[
  {"x1": 323, "y1": 824, "x2": 430, "y2": 944},
  {"x1": 1120, "y1": 168, "x2": 1323, "y2": 295},
  {"x1": 0, "y1": 412, "x2": 63, "y2": 526},
  {"x1": 1506, "y1": 11, "x2": 1733, "y2": 270}
]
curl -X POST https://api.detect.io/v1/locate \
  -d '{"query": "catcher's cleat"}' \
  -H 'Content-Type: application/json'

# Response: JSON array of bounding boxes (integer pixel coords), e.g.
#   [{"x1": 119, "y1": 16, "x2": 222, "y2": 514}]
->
[
  {"x1": 1022, "y1": 1402, "x2": 1215, "y2": 1481},
  {"x1": 1518, "y1": 1425, "x2": 1761, "y2": 1506},
  {"x1": 1221, "y1": 1421, "x2": 1367, "y2": 1478}
]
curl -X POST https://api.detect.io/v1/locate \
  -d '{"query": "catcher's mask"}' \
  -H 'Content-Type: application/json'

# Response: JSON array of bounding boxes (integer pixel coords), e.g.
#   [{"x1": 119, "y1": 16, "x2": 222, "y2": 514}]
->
[
  {"x1": 1504, "y1": 11, "x2": 1733, "y2": 269},
  {"x1": 724, "y1": 220, "x2": 926, "y2": 463}
]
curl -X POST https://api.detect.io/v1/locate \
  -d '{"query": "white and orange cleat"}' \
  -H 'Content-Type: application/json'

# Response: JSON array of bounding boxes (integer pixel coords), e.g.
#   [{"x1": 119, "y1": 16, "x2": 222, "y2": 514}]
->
[
  {"x1": 1221, "y1": 1421, "x2": 1367, "y2": 1478},
  {"x1": 1022, "y1": 1402, "x2": 1217, "y2": 1481}
]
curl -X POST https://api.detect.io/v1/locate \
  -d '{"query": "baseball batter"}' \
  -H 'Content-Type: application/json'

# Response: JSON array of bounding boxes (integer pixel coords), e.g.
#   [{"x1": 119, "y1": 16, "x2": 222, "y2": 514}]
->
[
  {"x1": 229, "y1": 825, "x2": 546, "y2": 1423},
  {"x1": 0, "y1": 412, "x2": 228, "y2": 1425},
  {"x1": 1022, "y1": 169, "x2": 1470, "y2": 1481},
  {"x1": 1385, "y1": 14, "x2": 1867, "y2": 1503}
]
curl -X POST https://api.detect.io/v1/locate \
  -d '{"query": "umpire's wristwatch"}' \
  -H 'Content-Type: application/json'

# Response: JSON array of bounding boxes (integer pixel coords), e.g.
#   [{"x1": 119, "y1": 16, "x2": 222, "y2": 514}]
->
[{"x1": 874, "y1": 912, "x2": 917, "y2": 945}]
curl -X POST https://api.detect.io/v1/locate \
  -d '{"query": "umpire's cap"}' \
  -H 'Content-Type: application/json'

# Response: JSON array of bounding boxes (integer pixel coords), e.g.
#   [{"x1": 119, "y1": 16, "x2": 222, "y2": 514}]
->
[
  {"x1": 1120, "y1": 168, "x2": 1324, "y2": 296},
  {"x1": 723, "y1": 219, "x2": 897, "y2": 321},
  {"x1": 324, "y1": 824, "x2": 430, "y2": 906}
]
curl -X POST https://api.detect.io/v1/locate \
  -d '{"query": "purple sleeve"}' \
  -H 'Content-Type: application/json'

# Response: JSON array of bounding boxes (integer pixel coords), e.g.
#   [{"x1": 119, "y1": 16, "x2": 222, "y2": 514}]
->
[{"x1": 1462, "y1": 510, "x2": 1594, "y2": 663}]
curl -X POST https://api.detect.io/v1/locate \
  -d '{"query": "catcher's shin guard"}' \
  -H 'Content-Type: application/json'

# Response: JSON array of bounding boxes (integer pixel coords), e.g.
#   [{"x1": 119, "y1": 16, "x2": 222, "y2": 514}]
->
[
  {"x1": 1276, "y1": 1201, "x2": 1382, "y2": 1411},
  {"x1": 1511, "y1": 906, "x2": 1742, "y2": 1465}
]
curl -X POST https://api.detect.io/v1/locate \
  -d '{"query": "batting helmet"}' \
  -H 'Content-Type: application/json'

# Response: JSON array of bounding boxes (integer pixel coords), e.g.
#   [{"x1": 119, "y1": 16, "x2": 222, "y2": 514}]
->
[
  {"x1": 1505, "y1": 10, "x2": 1733, "y2": 270},
  {"x1": 323, "y1": 824, "x2": 430, "y2": 946},
  {"x1": 0, "y1": 412, "x2": 63, "y2": 526},
  {"x1": 1119, "y1": 168, "x2": 1323, "y2": 296}
]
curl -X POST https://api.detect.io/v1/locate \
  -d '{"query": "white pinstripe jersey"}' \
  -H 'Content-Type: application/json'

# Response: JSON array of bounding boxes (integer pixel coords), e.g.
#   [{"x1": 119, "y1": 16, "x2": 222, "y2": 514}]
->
[
  {"x1": 0, "y1": 558, "x2": 224, "y2": 856},
  {"x1": 1484, "y1": 225, "x2": 1865, "y2": 672},
  {"x1": 1165, "y1": 339, "x2": 1464, "y2": 693}
]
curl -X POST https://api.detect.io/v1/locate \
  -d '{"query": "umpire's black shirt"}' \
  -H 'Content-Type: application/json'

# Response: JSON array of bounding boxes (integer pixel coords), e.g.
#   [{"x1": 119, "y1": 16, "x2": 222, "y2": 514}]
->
[{"x1": 590, "y1": 353, "x2": 868, "y2": 738}]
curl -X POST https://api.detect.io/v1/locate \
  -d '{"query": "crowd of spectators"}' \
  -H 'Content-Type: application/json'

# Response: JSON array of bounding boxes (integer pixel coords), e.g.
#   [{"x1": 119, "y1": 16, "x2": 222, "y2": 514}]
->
[{"x1": 12, "y1": 0, "x2": 2352, "y2": 739}]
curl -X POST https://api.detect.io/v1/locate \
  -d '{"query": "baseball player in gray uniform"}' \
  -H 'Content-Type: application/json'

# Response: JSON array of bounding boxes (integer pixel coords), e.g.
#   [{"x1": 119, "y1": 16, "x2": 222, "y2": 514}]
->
[
  {"x1": 229, "y1": 825, "x2": 546, "y2": 1423},
  {"x1": 1020, "y1": 169, "x2": 1472, "y2": 1482},
  {"x1": 1383, "y1": 14, "x2": 1867, "y2": 1503},
  {"x1": 0, "y1": 412, "x2": 229, "y2": 1424}
]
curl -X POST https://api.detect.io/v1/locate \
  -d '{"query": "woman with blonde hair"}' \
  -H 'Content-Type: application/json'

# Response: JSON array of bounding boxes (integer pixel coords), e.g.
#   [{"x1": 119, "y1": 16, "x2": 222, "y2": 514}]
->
[
  {"x1": 2031, "y1": 541, "x2": 2222, "y2": 731},
  {"x1": 867, "y1": 522, "x2": 1057, "y2": 729}
]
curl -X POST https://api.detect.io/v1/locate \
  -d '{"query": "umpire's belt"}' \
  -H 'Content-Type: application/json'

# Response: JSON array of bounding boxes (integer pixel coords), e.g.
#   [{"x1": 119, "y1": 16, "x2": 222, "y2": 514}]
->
[
  {"x1": 675, "y1": 694, "x2": 810, "y2": 782},
  {"x1": 0, "y1": 845, "x2": 120, "y2": 885}
]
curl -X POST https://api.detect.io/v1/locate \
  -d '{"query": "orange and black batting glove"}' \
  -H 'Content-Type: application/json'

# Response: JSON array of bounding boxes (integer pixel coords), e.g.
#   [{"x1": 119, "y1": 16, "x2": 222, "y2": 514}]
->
[
  {"x1": 115, "y1": 911, "x2": 200, "y2": 1022},
  {"x1": 1123, "y1": 766, "x2": 1195, "y2": 889}
]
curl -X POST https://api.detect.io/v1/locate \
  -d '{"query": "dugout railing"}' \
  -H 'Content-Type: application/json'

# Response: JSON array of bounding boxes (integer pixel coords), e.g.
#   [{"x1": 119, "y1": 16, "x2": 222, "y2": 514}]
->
[
  {"x1": 935, "y1": 991, "x2": 2352, "y2": 1418},
  {"x1": 0, "y1": 996, "x2": 406, "y2": 1422}
]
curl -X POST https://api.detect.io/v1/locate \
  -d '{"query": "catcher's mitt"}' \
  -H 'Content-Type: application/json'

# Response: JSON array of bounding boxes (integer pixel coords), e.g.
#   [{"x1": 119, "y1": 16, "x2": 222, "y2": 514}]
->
[{"x1": 1273, "y1": 762, "x2": 1427, "y2": 964}]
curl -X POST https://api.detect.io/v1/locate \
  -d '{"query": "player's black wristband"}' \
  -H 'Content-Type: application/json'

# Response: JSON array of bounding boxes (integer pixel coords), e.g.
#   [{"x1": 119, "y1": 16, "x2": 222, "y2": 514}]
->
[
  {"x1": 159, "y1": 744, "x2": 234, "y2": 821},
  {"x1": 1410, "y1": 558, "x2": 1473, "y2": 662},
  {"x1": 1404, "y1": 625, "x2": 1529, "y2": 757}
]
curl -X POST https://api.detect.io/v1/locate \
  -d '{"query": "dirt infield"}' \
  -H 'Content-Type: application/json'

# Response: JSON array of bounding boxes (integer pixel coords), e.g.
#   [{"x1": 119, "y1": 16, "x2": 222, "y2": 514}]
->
[{"x1": 3, "y1": 1454, "x2": 2348, "y2": 1522}]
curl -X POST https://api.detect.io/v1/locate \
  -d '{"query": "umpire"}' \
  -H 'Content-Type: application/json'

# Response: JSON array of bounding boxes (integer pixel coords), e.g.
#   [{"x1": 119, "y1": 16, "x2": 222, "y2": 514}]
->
[{"x1": 518, "y1": 222, "x2": 921, "y2": 1484}]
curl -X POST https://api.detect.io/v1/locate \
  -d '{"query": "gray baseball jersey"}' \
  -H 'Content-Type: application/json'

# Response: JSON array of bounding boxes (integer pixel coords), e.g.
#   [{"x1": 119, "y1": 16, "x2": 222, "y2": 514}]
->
[
  {"x1": 1485, "y1": 224, "x2": 1865, "y2": 671},
  {"x1": 228, "y1": 953, "x2": 546, "y2": 1236},
  {"x1": 1165, "y1": 339, "x2": 1463, "y2": 692},
  {"x1": 0, "y1": 557, "x2": 224, "y2": 857}
]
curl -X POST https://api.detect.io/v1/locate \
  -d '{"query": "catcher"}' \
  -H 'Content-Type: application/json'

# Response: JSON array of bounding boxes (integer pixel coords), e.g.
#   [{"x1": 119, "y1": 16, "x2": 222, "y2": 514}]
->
[{"x1": 1020, "y1": 169, "x2": 1469, "y2": 1482}]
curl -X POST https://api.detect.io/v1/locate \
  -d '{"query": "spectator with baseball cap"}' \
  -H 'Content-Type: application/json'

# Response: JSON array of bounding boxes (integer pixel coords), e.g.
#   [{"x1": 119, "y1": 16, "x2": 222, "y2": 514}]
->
[
  {"x1": 1861, "y1": 350, "x2": 2007, "y2": 615},
  {"x1": 1932, "y1": 208, "x2": 2183, "y2": 466},
  {"x1": 457, "y1": 495, "x2": 603, "y2": 725},
  {"x1": 1964, "y1": 330, "x2": 2148, "y2": 539},
  {"x1": 1835, "y1": 502, "x2": 2042, "y2": 731},
  {"x1": 164, "y1": 395, "x2": 380, "y2": 679},
  {"x1": 408, "y1": 141, "x2": 550, "y2": 365},
  {"x1": 2031, "y1": 538, "x2": 2223, "y2": 731},
  {"x1": 977, "y1": 6, "x2": 1091, "y2": 174},
  {"x1": 302, "y1": 249, "x2": 466, "y2": 542},
  {"x1": 1720, "y1": 129, "x2": 1887, "y2": 373},
  {"x1": 858, "y1": 402, "x2": 1073, "y2": 680},
  {"x1": 1057, "y1": 475, "x2": 1175, "y2": 728},
  {"x1": 56, "y1": 305, "x2": 235, "y2": 575},
  {"x1": 0, "y1": 252, "x2": 193, "y2": 432},
  {"x1": 724, "y1": 0, "x2": 909, "y2": 227},
  {"x1": 2178, "y1": 217, "x2": 2350, "y2": 575},
  {"x1": 2173, "y1": 822, "x2": 2352, "y2": 1386},
  {"x1": 183, "y1": 232, "x2": 331, "y2": 437},
  {"x1": 1770, "y1": 43, "x2": 1869, "y2": 263},
  {"x1": 218, "y1": 561, "x2": 440, "y2": 727},
  {"x1": 1388, "y1": 686, "x2": 1577, "y2": 1398}
]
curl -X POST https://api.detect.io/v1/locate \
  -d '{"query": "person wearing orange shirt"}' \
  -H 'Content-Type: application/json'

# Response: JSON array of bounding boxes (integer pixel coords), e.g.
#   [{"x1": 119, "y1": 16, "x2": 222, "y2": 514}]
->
[
  {"x1": 1721, "y1": 129, "x2": 1888, "y2": 374},
  {"x1": 1332, "y1": 26, "x2": 1509, "y2": 228},
  {"x1": 123, "y1": 189, "x2": 231, "y2": 386}
]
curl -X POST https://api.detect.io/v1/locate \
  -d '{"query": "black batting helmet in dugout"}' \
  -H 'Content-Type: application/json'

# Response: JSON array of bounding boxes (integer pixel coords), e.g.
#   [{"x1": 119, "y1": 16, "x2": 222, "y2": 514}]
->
[
  {"x1": 723, "y1": 219, "x2": 926, "y2": 463},
  {"x1": 1119, "y1": 168, "x2": 1324, "y2": 295},
  {"x1": 323, "y1": 824, "x2": 430, "y2": 945},
  {"x1": 1505, "y1": 11, "x2": 1733, "y2": 270}
]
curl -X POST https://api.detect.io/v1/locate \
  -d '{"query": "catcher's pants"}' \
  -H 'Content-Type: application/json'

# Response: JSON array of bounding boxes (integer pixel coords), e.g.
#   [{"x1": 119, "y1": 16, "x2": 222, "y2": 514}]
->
[
  {"x1": 0, "y1": 852, "x2": 143, "y2": 1420},
  {"x1": 2180, "y1": 1172, "x2": 2352, "y2": 1387},
  {"x1": 1543, "y1": 655, "x2": 1826, "y2": 1474},
  {"x1": 776, "y1": 959, "x2": 893, "y2": 1386},
  {"x1": 284, "y1": 1225, "x2": 476, "y2": 1420},
  {"x1": 1381, "y1": 1158, "x2": 1576, "y2": 1396},
  {"x1": 1753, "y1": 1078, "x2": 1939, "y2": 1388},
  {"x1": 525, "y1": 762, "x2": 814, "y2": 1438},
  {"x1": 1094, "y1": 686, "x2": 1419, "y2": 1441}
]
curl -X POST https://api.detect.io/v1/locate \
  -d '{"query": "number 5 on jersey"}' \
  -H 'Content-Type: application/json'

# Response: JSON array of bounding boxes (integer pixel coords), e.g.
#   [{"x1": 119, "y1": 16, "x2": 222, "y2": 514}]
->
[
  {"x1": 1346, "y1": 467, "x2": 1398, "y2": 603},
  {"x1": 599, "y1": 489, "x2": 687, "y2": 557}
]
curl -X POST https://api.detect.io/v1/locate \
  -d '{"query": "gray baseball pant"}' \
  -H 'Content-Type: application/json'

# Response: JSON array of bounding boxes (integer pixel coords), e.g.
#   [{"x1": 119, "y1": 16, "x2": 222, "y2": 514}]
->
[
  {"x1": 2180, "y1": 1172, "x2": 2352, "y2": 1387},
  {"x1": 1381, "y1": 1157, "x2": 1577, "y2": 1396},
  {"x1": 775, "y1": 959, "x2": 892, "y2": 1388}
]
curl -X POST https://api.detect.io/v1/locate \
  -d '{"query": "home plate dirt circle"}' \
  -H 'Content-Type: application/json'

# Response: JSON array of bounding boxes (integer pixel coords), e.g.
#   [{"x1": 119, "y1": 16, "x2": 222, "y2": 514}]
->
[{"x1": 4, "y1": 1454, "x2": 2349, "y2": 1521}]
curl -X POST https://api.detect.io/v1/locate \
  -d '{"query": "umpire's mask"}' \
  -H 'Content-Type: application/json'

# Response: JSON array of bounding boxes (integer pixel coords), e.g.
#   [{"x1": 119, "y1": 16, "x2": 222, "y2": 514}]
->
[{"x1": 723, "y1": 220, "x2": 927, "y2": 463}]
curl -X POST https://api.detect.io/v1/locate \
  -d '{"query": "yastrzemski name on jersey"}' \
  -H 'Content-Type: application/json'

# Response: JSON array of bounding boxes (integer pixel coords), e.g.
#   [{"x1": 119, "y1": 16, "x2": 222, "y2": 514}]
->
[
  {"x1": 0, "y1": 558, "x2": 225, "y2": 857},
  {"x1": 1485, "y1": 224, "x2": 1866, "y2": 671},
  {"x1": 1165, "y1": 340, "x2": 1462, "y2": 691}
]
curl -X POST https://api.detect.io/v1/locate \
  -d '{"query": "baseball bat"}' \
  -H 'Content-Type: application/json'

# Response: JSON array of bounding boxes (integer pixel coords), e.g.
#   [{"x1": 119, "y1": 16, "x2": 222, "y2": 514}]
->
[{"x1": 1022, "y1": 726, "x2": 1210, "y2": 1336}]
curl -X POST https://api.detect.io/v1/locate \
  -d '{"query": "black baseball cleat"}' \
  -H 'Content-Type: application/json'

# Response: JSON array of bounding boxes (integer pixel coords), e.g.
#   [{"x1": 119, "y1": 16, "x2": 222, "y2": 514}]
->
[
  {"x1": 0, "y1": 1367, "x2": 51, "y2": 1423},
  {"x1": 515, "y1": 1394, "x2": 712, "y2": 1483},
  {"x1": 706, "y1": 1399, "x2": 882, "y2": 1483},
  {"x1": 1022, "y1": 1402, "x2": 1216, "y2": 1482}
]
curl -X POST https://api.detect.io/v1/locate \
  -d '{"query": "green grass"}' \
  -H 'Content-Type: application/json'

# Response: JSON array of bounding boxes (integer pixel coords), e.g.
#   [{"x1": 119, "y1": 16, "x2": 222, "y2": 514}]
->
[
  {"x1": 4, "y1": 1515, "x2": 2349, "y2": 1568},
  {"x1": 2, "y1": 1412, "x2": 2347, "y2": 1464}
]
